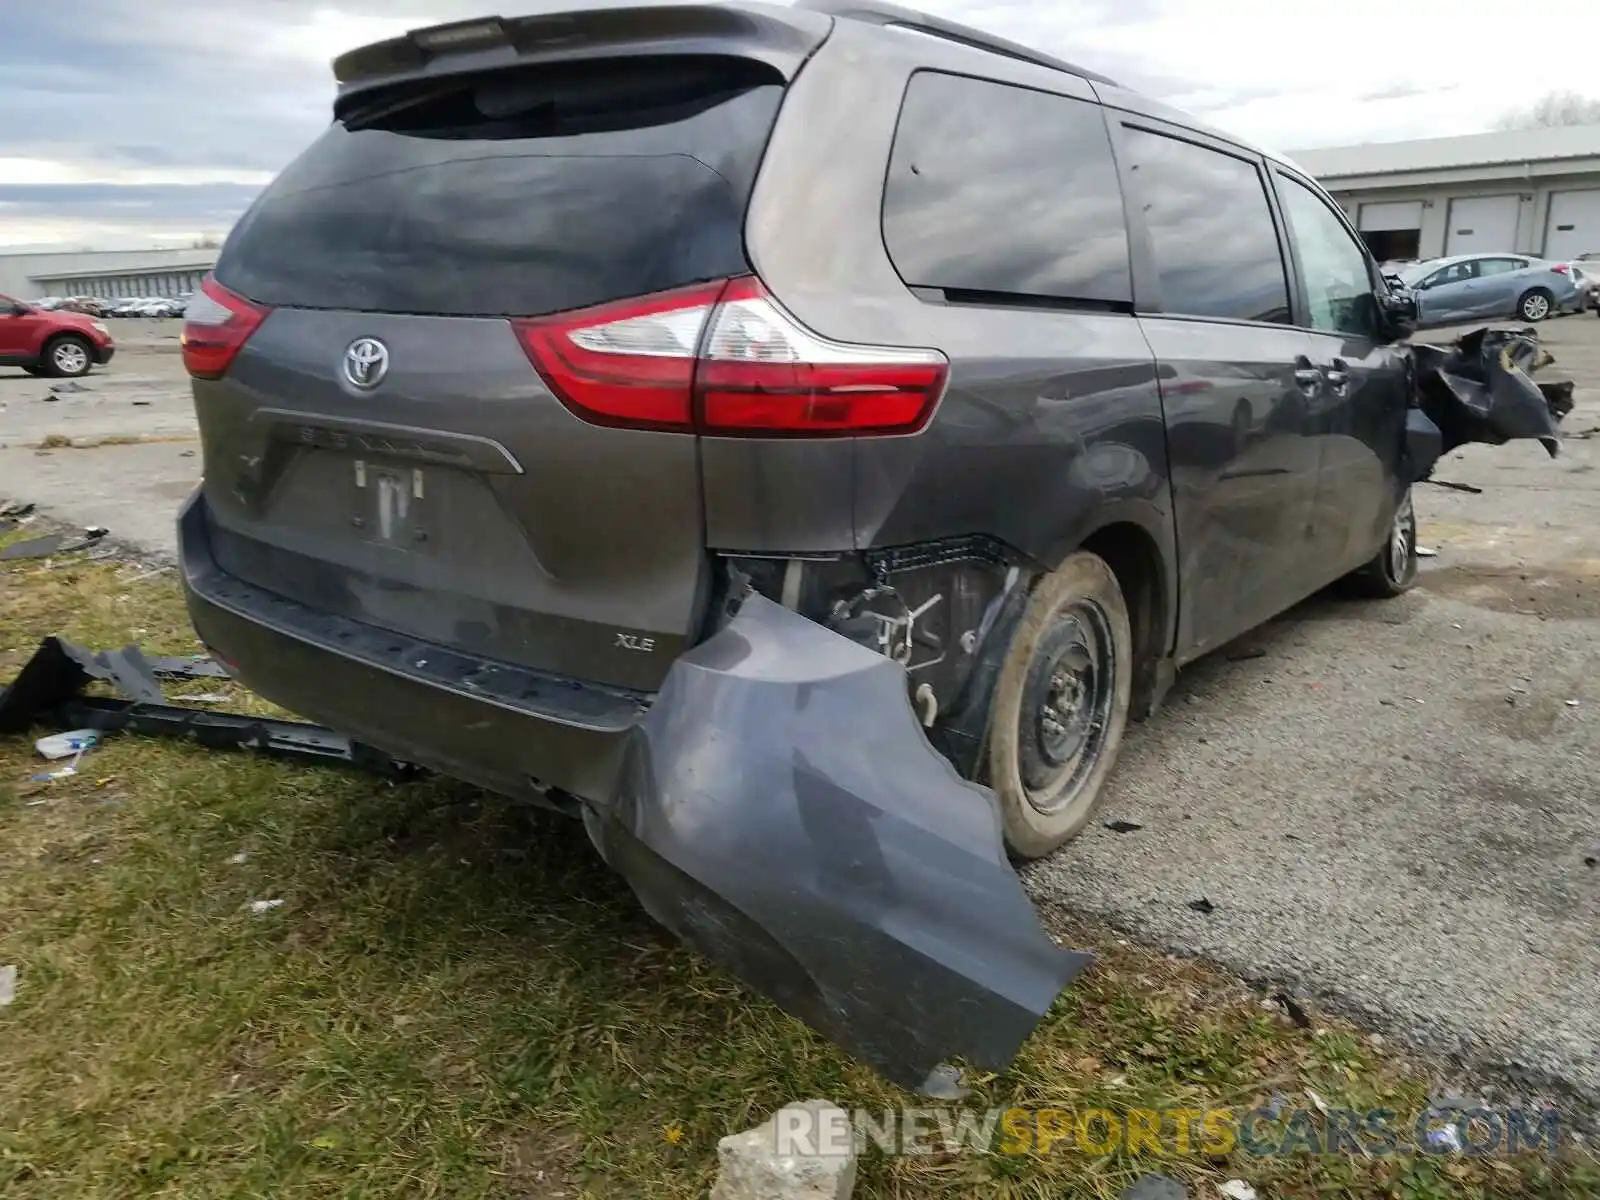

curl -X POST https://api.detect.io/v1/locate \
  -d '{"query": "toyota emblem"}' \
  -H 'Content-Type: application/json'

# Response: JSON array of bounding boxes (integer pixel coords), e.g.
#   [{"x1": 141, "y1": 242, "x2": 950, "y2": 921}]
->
[{"x1": 343, "y1": 337, "x2": 389, "y2": 389}]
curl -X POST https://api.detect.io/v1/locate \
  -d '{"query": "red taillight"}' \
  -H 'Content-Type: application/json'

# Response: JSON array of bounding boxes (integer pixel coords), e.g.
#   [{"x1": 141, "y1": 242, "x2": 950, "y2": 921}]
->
[
  {"x1": 511, "y1": 281, "x2": 722, "y2": 431},
  {"x1": 1552, "y1": 263, "x2": 1571, "y2": 275},
  {"x1": 513, "y1": 277, "x2": 948, "y2": 437},
  {"x1": 181, "y1": 275, "x2": 270, "y2": 380}
]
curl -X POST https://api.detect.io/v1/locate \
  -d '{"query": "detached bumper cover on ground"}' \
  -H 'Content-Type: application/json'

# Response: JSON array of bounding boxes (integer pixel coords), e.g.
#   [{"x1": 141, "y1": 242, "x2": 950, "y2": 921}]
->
[{"x1": 586, "y1": 594, "x2": 1090, "y2": 1092}]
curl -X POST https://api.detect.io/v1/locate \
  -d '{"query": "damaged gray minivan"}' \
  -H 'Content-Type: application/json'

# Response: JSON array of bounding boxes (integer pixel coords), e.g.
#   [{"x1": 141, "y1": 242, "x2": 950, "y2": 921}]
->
[{"x1": 177, "y1": 0, "x2": 1426, "y2": 1091}]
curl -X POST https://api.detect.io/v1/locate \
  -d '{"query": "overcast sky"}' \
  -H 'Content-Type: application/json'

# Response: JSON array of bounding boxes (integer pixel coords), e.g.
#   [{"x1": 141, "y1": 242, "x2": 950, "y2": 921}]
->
[{"x1": 4, "y1": 0, "x2": 1599, "y2": 249}]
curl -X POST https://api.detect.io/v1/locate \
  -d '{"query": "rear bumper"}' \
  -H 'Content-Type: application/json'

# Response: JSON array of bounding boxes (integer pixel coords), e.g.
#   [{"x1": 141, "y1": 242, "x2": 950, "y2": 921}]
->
[
  {"x1": 177, "y1": 489, "x2": 644, "y2": 804},
  {"x1": 176, "y1": 488, "x2": 1088, "y2": 1091}
]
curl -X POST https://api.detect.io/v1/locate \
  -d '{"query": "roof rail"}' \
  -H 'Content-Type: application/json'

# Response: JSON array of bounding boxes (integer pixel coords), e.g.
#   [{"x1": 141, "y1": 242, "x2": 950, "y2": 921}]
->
[{"x1": 794, "y1": 0, "x2": 1116, "y2": 86}]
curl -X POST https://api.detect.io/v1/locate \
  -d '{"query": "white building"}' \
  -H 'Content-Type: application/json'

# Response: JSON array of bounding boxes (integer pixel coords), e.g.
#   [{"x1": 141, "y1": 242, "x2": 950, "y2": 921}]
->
[
  {"x1": 0, "y1": 247, "x2": 219, "y2": 302},
  {"x1": 1291, "y1": 124, "x2": 1600, "y2": 263}
]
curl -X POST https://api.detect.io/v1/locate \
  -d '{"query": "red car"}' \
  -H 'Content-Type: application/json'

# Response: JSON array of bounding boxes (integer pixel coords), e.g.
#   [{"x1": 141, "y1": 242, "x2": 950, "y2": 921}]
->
[{"x1": 0, "y1": 294, "x2": 116, "y2": 377}]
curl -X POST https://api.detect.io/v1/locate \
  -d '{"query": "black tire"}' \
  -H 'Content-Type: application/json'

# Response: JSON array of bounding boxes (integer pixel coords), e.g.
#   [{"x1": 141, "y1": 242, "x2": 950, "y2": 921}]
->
[
  {"x1": 1517, "y1": 288, "x2": 1553, "y2": 323},
  {"x1": 43, "y1": 335, "x2": 93, "y2": 378},
  {"x1": 1342, "y1": 488, "x2": 1419, "y2": 598},
  {"x1": 984, "y1": 551, "x2": 1134, "y2": 859}
]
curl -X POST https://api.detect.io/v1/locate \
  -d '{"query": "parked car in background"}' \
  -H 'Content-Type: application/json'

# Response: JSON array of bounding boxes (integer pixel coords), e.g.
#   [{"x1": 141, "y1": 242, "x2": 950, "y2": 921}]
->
[
  {"x1": 1569, "y1": 263, "x2": 1600, "y2": 310},
  {"x1": 1397, "y1": 253, "x2": 1584, "y2": 325},
  {"x1": 0, "y1": 293, "x2": 115, "y2": 376}
]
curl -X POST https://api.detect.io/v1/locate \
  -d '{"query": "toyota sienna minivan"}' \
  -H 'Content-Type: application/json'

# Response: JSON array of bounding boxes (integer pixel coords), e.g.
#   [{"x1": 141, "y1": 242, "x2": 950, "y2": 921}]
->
[{"x1": 177, "y1": 0, "x2": 1424, "y2": 1089}]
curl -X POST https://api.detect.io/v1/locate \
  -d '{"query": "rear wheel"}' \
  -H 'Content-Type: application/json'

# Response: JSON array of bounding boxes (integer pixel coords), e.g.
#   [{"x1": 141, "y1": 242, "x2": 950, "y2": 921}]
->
[
  {"x1": 1342, "y1": 488, "x2": 1419, "y2": 598},
  {"x1": 1517, "y1": 289, "x2": 1553, "y2": 322},
  {"x1": 985, "y1": 552, "x2": 1133, "y2": 859},
  {"x1": 44, "y1": 335, "x2": 92, "y2": 378}
]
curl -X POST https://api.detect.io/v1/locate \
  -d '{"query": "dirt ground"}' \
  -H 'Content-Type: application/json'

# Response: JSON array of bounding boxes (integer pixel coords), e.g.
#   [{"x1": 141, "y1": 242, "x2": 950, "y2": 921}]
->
[{"x1": 3, "y1": 311, "x2": 1599, "y2": 1122}]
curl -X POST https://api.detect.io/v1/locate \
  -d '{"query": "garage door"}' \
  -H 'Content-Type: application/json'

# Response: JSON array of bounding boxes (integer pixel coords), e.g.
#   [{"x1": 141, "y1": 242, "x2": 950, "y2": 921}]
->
[
  {"x1": 1358, "y1": 201, "x2": 1424, "y2": 231},
  {"x1": 1445, "y1": 195, "x2": 1520, "y2": 255},
  {"x1": 1544, "y1": 189, "x2": 1600, "y2": 261}
]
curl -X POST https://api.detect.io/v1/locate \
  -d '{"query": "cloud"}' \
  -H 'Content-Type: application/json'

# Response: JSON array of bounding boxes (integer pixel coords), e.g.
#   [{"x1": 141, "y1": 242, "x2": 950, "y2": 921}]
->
[{"x1": 4, "y1": 0, "x2": 1600, "y2": 247}]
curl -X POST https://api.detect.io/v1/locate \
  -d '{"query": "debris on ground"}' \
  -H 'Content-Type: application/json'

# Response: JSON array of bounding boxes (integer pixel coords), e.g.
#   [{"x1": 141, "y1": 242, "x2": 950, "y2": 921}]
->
[
  {"x1": 1425, "y1": 479, "x2": 1484, "y2": 495},
  {"x1": 1225, "y1": 646, "x2": 1267, "y2": 662},
  {"x1": 246, "y1": 899, "x2": 285, "y2": 915},
  {"x1": 1187, "y1": 898, "x2": 1216, "y2": 915},
  {"x1": 0, "y1": 525, "x2": 108, "y2": 561},
  {"x1": 0, "y1": 501, "x2": 36, "y2": 518},
  {"x1": 47, "y1": 381, "x2": 91, "y2": 395},
  {"x1": 1410, "y1": 326, "x2": 1569, "y2": 474},
  {"x1": 227, "y1": 852, "x2": 250, "y2": 865},
  {"x1": 1416, "y1": 545, "x2": 1440, "y2": 558},
  {"x1": 147, "y1": 655, "x2": 229, "y2": 681},
  {"x1": 34, "y1": 728, "x2": 99, "y2": 759},
  {"x1": 1216, "y1": 1182, "x2": 1257, "y2": 1200},
  {"x1": 709, "y1": 1100, "x2": 857, "y2": 1200},
  {"x1": 0, "y1": 635, "x2": 418, "y2": 779},
  {"x1": 1120, "y1": 1175, "x2": 1187, "y2": 1200},
  {"x1": 1271, "y1": 991, "x2": 1312, "y2": 1028},
  {"x1": 0, "y1": 964, "x2": 15, "y2": 1007},
  {"x1": 1104, "y1": 819, "x2": 1144, "y2": 834}
]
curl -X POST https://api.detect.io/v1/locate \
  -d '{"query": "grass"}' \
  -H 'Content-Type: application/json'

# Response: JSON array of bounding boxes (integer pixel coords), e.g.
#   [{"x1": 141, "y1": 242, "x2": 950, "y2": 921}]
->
[{"x1": 1, "y1": 533, "x2": 1595, "y2": 1198}]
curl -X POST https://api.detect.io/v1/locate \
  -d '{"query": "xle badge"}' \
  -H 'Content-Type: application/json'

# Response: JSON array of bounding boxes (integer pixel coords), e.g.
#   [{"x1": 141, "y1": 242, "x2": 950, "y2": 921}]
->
[{"x1": 615, "y1": 633, "x2": 656, "y2": 653}]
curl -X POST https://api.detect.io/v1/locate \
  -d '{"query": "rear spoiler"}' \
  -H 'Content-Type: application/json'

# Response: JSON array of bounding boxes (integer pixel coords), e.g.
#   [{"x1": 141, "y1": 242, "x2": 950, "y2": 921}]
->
[{"x1": 331, "y1": 4, "x2": 833, "y2": 113}]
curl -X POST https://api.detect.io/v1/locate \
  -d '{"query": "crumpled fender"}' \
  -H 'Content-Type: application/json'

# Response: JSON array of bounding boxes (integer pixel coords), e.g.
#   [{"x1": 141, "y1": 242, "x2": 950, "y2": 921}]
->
[
  {"x1": 583, "y1": 593, "x2": 1088, "y2": 1093},
  {"x1": 1411, "y1": 325, "x2": 1567, "y2": 470}
]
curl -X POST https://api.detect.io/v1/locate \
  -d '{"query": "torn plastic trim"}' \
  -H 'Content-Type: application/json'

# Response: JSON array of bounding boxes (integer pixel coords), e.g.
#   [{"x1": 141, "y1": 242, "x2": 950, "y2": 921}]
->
[{"x1": 584, "y1": 593, "x2": 1088, "y2": 1092}]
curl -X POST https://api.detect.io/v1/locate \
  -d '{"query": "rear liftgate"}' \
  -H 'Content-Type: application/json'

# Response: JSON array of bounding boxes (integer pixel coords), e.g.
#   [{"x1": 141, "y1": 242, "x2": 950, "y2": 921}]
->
[{"x1": 586, "y1": 594, "x2": 1090, "y2": 1093}]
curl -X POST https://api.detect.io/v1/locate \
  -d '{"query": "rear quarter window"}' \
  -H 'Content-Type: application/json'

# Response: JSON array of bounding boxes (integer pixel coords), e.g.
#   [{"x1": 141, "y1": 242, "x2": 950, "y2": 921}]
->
[{"x1": 881, "y1": 71, "x2": 1132, "y2": 306}]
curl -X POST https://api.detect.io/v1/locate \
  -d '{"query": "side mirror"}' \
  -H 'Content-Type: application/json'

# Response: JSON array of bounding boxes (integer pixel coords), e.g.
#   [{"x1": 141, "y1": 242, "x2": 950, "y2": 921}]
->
[{"x1": 1378, "y1": 284, "x2": 1418, "y2": 341}]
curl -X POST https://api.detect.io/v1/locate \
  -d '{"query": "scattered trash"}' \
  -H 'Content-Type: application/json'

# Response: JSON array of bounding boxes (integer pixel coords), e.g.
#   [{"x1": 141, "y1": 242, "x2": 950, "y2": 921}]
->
[
  {"x1": 1121, "y1": 1174, "x2": 1187, "y2": 1200},
  {"x1": 228, "y1": 852, "x2": 250, "y2": 865},
  {"x1": 1272, "y1": 991, "x2": 1311, "y2": 1028},
  {"x1": 1217, "y1": 1182, "x2": 1258, "y2": 1200},
  {"x1": 918, "y1": 1062, "x2": 969, "y2": 1100},
  {"x1": 34, "y1": 728, "x2": 99, "y2": 759},
  {"x1": 1225, "y1": 646, "x2": 1267, "y2": 662},
  {"x1": 246, "y1": 899, "x2": 284, "y2": 914},
  {"x1": 131, "y1": 400, "x2": 151, "y2": 407},
  {"x1": 48, "y1": 381, "x2": 91, "y2": 395},
  {"x1": 0, "y1": 965, "x2": 15, "y2": 1007},
  {"x1": 0, "y1": 502, "x2": 36, "y2": 518},
  {"x1": 1583, "y1": 851, "x2": 1596, "y2": 869},
  {"x1": 179, "y1": 450, "x2": 195, "y2": 457},
  {"x1": 1566, "y1": 699, "x2": 1581, "y2": 708},
  {"x1": 711, "y1": 1100, "x2": 857, "y2": 1200},
  {"x1": 1104, "y1": 819, "x2": 1144, "y2": 834},
  {"x1": 1305, "y1": 1088, "x2": 1330, "y2": 1116},
  {"x1": 1416, "y1": 545, "x2": 1439, "y2": 558},
  {"x1": 1425, "y1": 479, "x2": 1484, "y2": 495},
  {"x1": 1187, "y1": 898, "x2": 1216, "y2": 915}
]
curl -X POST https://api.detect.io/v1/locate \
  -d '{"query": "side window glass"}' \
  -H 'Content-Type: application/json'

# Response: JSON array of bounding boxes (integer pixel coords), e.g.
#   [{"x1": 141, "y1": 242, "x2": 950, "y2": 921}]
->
[
  {"x1": 1121, "y1": 128, "x2": 1290, "y2": 323},
  {"x1": 883, "y1": 72, "x2": 1132, "y2": 304},
  {"x1": 1276, "y1": 173, "x2": 1380, "y2": 337},
  {"x1": 1478, "y1": 258, "x2": 1517, "y2": 277}
]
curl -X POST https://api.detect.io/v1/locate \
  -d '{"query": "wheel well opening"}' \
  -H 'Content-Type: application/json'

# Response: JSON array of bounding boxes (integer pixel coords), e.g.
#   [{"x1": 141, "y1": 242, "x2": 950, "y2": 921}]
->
[{"x1": 1080, "y1": 523, "x2": 1168, "y2": 719}]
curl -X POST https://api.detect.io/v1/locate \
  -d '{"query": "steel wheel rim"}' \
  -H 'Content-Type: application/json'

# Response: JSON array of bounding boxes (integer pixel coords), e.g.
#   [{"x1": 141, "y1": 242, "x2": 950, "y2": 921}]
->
[
  {"x1": 1524, "y1": 294, "x2": 1550, "y2": 320},
  {"x1": 53, "y1": 342, "x2": 88, "y2": 373},
  {"x1": 1390, "y1": 492, "x2": 1416, "y2": 580},
  {"x1": 1020, "y1": 599, "x2": 1115, "y2": 816}
]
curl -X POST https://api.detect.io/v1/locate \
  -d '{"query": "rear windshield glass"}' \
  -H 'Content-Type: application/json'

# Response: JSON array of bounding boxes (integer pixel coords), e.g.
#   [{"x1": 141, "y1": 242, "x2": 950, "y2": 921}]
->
[{"x1": 214, "y1": 57, "x2": 782, "y2": 317}]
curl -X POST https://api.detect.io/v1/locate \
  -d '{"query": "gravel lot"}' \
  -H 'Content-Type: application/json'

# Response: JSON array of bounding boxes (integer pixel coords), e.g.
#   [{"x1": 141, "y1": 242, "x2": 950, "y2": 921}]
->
[{"x1": 4, "y1": 311, "x2": 1598, "y2": 1113}]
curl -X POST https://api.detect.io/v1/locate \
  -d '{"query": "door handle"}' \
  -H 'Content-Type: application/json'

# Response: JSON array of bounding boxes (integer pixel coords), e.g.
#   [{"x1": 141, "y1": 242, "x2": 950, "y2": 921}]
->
[
  {"x1": 1326, "y1": 359, "x2": 1351, "y2": 397},
  {"x1": 1293, "y1": 367, "x2": 1322, "y2": 398}
]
